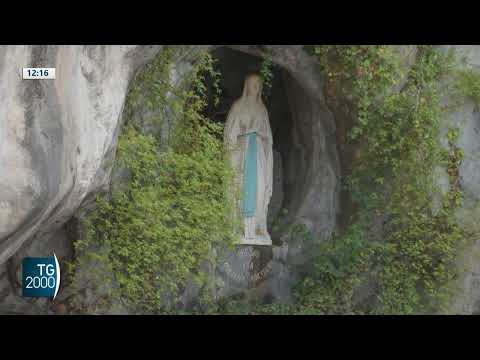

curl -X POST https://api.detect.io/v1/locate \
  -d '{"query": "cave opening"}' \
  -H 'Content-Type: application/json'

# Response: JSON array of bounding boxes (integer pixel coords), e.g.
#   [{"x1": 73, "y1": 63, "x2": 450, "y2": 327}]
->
[
  {"x1": 202, "y1": 47, "x2": 295, "y2": 242},
  {"x1": 122, "y1": 45, "x2": 339, "y2": 245}
]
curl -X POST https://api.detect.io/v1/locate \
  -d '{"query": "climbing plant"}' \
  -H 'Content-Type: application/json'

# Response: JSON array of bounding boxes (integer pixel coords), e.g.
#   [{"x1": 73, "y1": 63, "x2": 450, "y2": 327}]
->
[
  {"x1": 69, "y1": 47, "x2": 238, "y2": 314},
  {"x1": 259, "y1": 50, "x2": 275, "y2": 104},
  {"x1": 286, "y1": 45, "x2": 479, "y2": 315},
  {"x1": 455, "y1": 68, "x2": 480, "y2": 105}
]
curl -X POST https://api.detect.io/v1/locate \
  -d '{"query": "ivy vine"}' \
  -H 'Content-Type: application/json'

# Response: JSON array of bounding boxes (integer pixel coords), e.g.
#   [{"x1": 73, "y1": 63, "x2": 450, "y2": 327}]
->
[{"x1": 69, "y1": 47, "x2": 238, "y2": 314}]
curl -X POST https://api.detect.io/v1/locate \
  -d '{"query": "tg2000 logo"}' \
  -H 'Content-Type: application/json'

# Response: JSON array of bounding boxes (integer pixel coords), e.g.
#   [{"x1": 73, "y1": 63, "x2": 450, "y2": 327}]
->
[{"x1": 22, "y1": 254, "x2": 61, "y2": 300}]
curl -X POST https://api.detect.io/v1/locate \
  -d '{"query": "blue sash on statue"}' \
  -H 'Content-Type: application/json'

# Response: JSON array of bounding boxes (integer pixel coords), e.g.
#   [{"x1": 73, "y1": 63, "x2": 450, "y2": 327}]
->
[{"x1": 243, "y1": 132, "x2": 257, "y2": 218}]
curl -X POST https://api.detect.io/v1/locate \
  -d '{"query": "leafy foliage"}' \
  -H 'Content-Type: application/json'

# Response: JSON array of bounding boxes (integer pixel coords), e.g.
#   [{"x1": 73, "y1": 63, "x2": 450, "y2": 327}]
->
[
  {"x1": 259, "y1": 50, "x2": 275, "y2": 104},
  {"x1": 289, "y1": 45, "x2": 473, "y2": 315},
  {"x1": 69, "y1": 48, "x2": 238, "y2": 313},
  {"x1": 455, "y1": 67, "x2": 480, "y2": 105}
]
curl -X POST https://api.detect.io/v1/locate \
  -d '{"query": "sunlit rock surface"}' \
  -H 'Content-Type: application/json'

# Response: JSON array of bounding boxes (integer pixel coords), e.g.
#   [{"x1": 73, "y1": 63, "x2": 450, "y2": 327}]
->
[{"x1": 0, "y1": 45, "x2": 162, "y2": 266}]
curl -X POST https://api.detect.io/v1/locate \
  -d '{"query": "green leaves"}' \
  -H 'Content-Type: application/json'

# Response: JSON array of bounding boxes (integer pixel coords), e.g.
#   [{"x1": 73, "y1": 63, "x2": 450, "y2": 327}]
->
[
  {"x1": 304, "y1": 45, "x2": 468, "y2": 315},
  {"x1": 259, "y1": 51, "x2": 275, "y2": 103},
  {"x1": 455, "y1": 67, "x2": 480, "y2": 104},
  {"x1": 70, "y1": 49, "x2": 237, "y2": 314}
]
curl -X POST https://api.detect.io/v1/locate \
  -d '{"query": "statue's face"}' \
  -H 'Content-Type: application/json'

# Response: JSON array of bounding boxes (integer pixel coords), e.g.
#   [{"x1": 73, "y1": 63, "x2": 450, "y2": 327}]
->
[{"x1": 246, "y1": 76, "x2": 262, "y2": 97}]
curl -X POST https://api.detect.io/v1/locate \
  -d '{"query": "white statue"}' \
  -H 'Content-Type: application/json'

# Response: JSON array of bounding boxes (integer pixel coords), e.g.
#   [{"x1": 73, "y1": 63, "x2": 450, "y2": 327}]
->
[{"x1": 224, "y1": 73, "x2": 273, "y2": 246}]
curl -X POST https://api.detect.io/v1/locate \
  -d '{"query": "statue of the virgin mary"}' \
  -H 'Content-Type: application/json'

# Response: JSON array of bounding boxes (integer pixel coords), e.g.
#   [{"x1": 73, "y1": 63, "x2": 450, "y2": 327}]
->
[{"x1": 224, "y1": 73, "x2": 273, "y2": 246}]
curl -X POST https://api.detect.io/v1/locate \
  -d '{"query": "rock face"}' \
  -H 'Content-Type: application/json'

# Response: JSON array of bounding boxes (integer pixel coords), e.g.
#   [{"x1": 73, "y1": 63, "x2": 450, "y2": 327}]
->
[
  {"x1": 0, "y1": 45, "x2": 162, "y2": 267},
  {"x1": 267, "y1": 149, "x2": 284, "y2": 227},
  {"x1": 436, "y1": 45, "x2": 480, "y2": 314},
  {"x1": 1, "y1": 45, "x2": 480, "y2": 314},
  {"x1": 0, "y1": 45, "x2": 163, "y2": 312}
]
